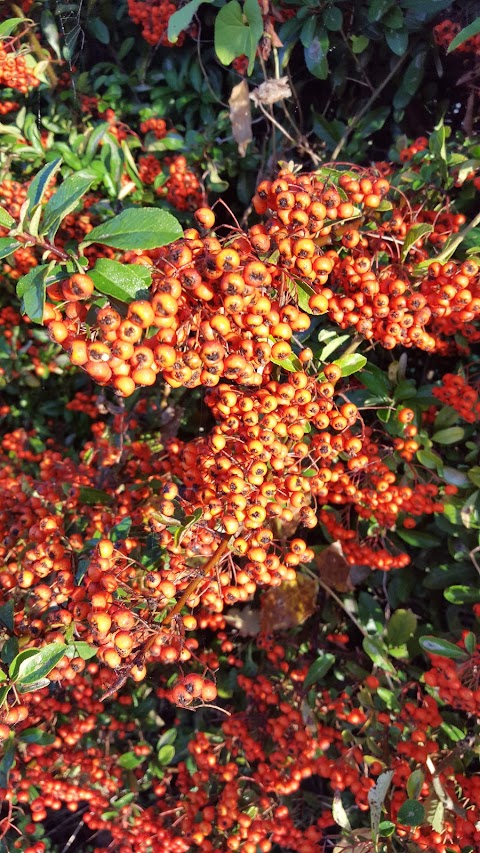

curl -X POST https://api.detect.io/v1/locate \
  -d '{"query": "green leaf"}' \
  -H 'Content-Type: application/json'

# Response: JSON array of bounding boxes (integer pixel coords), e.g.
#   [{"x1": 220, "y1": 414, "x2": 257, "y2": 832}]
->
[
  {"x1": 9, "y1": 648, "x2": 42, "y2": 682},
  {"x1": 379, "y1": 821, "x2": 396, "y2": 837},
  {"x1": 0, "y1": 18, "x2": 24, "y2": 39},
  {"x1": 407, "y1": 769, "x2": 424, "y2": 800},
  {"x1": 397, "y1": 799, "x2": 425, "y2": 826},
  {"x1": 158, "y1": 744, "x2": 176, "y2": 765},
  {"x1": 174, "y1": 508, "x2": 204, "y2": 547},
  {"x1": 0, "y1": 601, "x2": 14, "y2": 632},
  {"x1": 467, "y1": 466, "x2": 480, "y2": 488},
  {"x1": 78, "y1": 486, "x2": 113, "y2": 506},
  {"x1": 401, "y1": 223, "x2": 434, "y2": 261},
  {"x1": 41, "y1": 172, "x2": 96, "y2": 240},
  {"x1": 432, "y1": 427, "x2": 465, "y2": 445},
  {"x1": 416, "y1": 449, "x2": 444, "y2": 475},
  {"x1": 14, "y1": 642, "x2": 67, "y2": 686},
  {"x1": 0, "y1": 735, "x2": 15, "y2": 787},
  {"x1": 118, "y1": 751, "x2": 144, "y2": 770},
  {"x1": 305, "y1": 30, "x2": 329, "y2": 79},
  {"x1": 358, "y1": 365, "x2": 390, "y2": 398},
  {"x1": 319, "y1": 334, "x2": 350, "y2": 362},
  {"x1": 304, "y1": 652, "x2": 335, "y2": 688},
  {"x1": 444, "y1": 585, "x2": 480, "y2": 605},
  {"x1": 25, "y1": 158, "x2": 63, "y2": 218},
  {"x1": 41, "y1": 9, "x2": 62, "y2": 58},
  {"x1": 334, "y1": 352, "x2": 367, "y2": 376},
  {"x1": 82, "y1": 208, "x2": 182, "y2": 251},
  {"x1": 447, "y1": 17, "x2": 480, "y2": 53},
  {"x1": 86, "y1": 16, "x2": 110, "y2": 44},
  {"x1": 270, "y1": 352, "x2": 303, "y2": 372},
  {"x1": 214, "y1": 0, "x2": 264, "y2": 75},
  {"x1": 293, "y1": 279, "x2": 315, "y2": 314},
  {"x1": 110, "y1": 516, "x2": 132, "y2": 543},
  {"x1": 351, "y1": 34, "x2": 369, "y2": 53},
  {"x1": 429, "y1": 120, "x2": 448, "y2": 179},
  {"x1": 385, "y1": 28, "x2": 408, "y2": 55},
  {"x1": 73, "y1": 642, "x2": 98, "y2": 660},
  {"x1": 362, "y1": 637, "x2": 396, "y2": 673},
  {"x1": 386, "y1": 609, "x2": 417, "y2": 646},
  {"x1": 0, "y1": 205, "x2": 14, "y2": 228},
  {"x1": 168, "y1": 0, "x2": 212, "y2": 43},
  {"x1": 324, "y1": 6, "x2": 342, "y2": 31},
  {"x1": 16, "y1": 265, "x2": 49, "y2": 325},
  {"x1": 419, "y1": 636, "x2": 469, "y2": 661},
  {"x1": 0, "y1": 237, "x2": 20, "y2": 259},
  {"x1": 396, "y1": 529, "x2": 440, "y2": 548},
  {"x1": 89, "y1": 259, "x2": 152, "y2": 303},
  {"x1": 19, "y1": 728, "x2": 56, "y2": 746}
]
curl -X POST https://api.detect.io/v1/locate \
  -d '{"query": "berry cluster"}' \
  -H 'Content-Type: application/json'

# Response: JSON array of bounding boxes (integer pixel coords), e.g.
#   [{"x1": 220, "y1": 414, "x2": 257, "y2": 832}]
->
[
  {"x1": 0, "y1": 45, "x2": 39, "y2": 93},
  {"x1": 433, "y1": 19, "x2": 480, "y2": 54},
  {"x1": 433, "y1": 372, "x2": 480, "y2": 423},
  {"x1": 127, "y1": 0, "x2": 189, "y2": 47},
  {"x1": 140, "y1": 117, "x2": 168, "y2": 138}
]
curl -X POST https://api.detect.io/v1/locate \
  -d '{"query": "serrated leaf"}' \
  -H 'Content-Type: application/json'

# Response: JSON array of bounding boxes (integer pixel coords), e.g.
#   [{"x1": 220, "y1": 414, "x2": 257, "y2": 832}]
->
[
  {"x1": 14, "y1": 643, "x2": 67, "y2": 686},
  {"x1": 401, "y1": 223, "x2": 434, "y2": 261},
  {"x1": 89, "y1": 259, "x2": 152, "y2": 303},
  {"x1": 40, "y1": 172, "x2": 96, "y2": 240},
  {"x1": 419, "y1": 635, "x2": 469, "y2": 661},
  {"x1": 82, "y1": 208, "x2": 182, "y2": 251}
]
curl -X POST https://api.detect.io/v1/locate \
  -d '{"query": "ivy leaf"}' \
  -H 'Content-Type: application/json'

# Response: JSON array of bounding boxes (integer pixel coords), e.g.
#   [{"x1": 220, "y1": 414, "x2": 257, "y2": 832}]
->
[
  {"x1": 401, "y1": 223, "x2": 433, "y2": 261},
  {"x1": 447, "y1": 17, "x2": 480, "y2": 53},
  {"x1": 40, "y1": 172, "x2": 96, "y2": 240},
  {"x1": 215, "y1": 0, "x2": 264, "y2": 75},
  {"x1": 168, "y1": 0, "x2": 214, "y2": 43},
  {"x1": 419, "y1": 636, "x2": 469, "y2": 662},
  {"x1": 82, "y1": 208, "x2": 182, "y2": 251}
]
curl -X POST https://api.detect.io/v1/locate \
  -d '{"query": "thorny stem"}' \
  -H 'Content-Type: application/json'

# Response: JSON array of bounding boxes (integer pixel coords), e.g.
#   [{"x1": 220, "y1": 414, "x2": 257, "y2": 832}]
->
[{"x1": 163, "y1": 537, "x2": 231, "y2": 626}]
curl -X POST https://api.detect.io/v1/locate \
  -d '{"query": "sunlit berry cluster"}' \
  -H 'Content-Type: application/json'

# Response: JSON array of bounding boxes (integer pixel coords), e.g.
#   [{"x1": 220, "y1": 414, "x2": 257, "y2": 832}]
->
[
  {"x1": 0, "y1": 45, "x2": 39, "y2": 93},
  {"x1": 433, "y1": 372, "x2": 480, "y2": 423}
]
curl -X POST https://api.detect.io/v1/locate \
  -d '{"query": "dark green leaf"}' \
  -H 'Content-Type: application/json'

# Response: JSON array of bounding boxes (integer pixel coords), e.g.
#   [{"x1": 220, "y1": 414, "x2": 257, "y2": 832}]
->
[
  {"x1": 0, "y1": 601, "x2": 14, "y2": 632},
  {"x1": 0, "y1": 237, "x2": 21, "y2": 259},
  {"x1": 305, "y1": 30, "x2": 329, "y2": 79},
  {"x1": 419, "y1": 636, "x2": 469, "y2": 661},
  {"x1": 41, "y1": 172, "x2": 96, "y2": 239},
  {"x1": 324, "y1": 6, "x2": 342, "y2": 31},
  {"x1": 19, "y1": 728, "x2": 56, "y2": 745},
  {"x1": 83, "y1": 208, "x2": 182, "y2": 251},
  {"x1": 16, "y1": 265, "x2": 49, "y2": 325},
  {"x1": 396, "y1": 529, "x2": 440, "y2": 548},
  {"x1": 0, "y1": 735, "x2": 15, "y2": 788},
  {"x1": 78, "y1": 486, "x2": 114, "y2": 505},
  {"x1": 168, "y1": 0, "x2": 212, "y2": 43},
  {"x1": 89, "y1": 259, "x2": 152, "y2": 303},
  {"x1": 87, "y1": 16, "x2": 110, "y2": 44},
  {"x1": 304, "y1": 652, "x2": 335, "y2": 688},
  {"x1": 110, "y1": 517, "x2": 132, "y2": 542},
  {"x1": 397, "y1": 799, "x2": 425, "y2": 826},
  {"x1": 25, "y1": 158, "x2": 63, "y2": 217},
  {"x1": 362, "y1": 637, "x2": 396, "y2": 673},
  {"x1": 41, "y1": 10, "x2": 62, "y2": 58},
  {"x1": 14, "y1": 642, "x2": 67, "y2": 686},
  {"x1": 443, "y1": 585, "x2": 480, "y2": 604},
  {"x1": 385, "y1": 28, "x2": 408, "y2": 55}
]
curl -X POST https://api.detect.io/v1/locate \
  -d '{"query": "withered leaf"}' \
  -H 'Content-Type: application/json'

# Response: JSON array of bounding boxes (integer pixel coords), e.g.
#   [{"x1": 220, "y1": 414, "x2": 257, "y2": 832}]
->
[
  {"x1": 260, "y1": 573, "x2": 318, "y2": 632},
  {"x1": 314, "y1": 541, "x2": 353, "y2": 592},
  {"x1": 229, "y1": 80, "x2": 252, "y2": 158}
]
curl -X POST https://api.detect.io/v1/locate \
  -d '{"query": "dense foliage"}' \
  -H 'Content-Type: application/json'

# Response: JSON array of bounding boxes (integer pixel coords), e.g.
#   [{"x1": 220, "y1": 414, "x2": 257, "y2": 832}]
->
[{"x1": 0, "y1": 1, "x2": 480, "y2": 852}]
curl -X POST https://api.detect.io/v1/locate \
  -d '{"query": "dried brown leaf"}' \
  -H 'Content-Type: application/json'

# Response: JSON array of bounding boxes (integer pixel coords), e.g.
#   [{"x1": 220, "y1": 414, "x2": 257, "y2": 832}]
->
[{"x1": 229, "y1": 80, "x2": 252, "y2": 158}]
